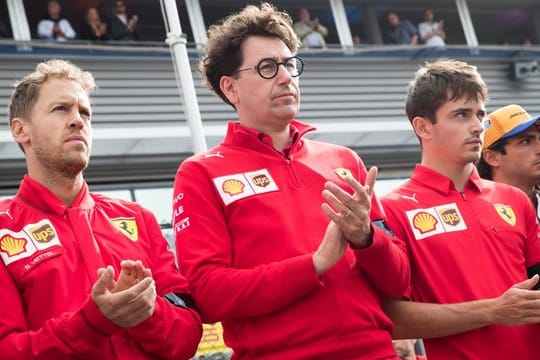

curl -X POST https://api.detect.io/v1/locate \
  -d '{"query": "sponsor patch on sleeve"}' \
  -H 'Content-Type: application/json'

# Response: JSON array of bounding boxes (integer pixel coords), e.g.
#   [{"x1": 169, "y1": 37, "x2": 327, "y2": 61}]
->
[{"x1": 213, "y1": 169, "x2": 279, "y2": 205}]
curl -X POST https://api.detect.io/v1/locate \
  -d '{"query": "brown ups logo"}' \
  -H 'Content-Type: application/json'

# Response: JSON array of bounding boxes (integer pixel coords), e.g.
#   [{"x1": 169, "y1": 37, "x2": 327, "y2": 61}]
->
[
  {"x1": 439, "y1": 208, "x2": 461, "y2": 226},
  {"x1": 251, "y1": 174, "x2": 270, "y2": 188},
  {"x1": 29, "y1": 224, "x2": 56, "y2": 243}
]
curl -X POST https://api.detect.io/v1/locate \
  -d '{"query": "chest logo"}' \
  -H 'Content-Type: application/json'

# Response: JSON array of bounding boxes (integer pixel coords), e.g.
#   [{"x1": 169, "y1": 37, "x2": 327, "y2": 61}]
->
[
  {"x1": 439, "y1": 208, "x2": 461, "y2": 226},
  {"x1": 406, "y1": 203, "x2": 467, "y2": 240},
  {"x1": 0, "y1": 235, "x2": 27, "y2": 257},
  {"x1": 334, "y1": 168, "x2": 353, "y2": 179},
  {"x1": 112, "y1": 218, "x2": 139, "y2": 241},
  {"x1": 0, "y1": 220, "x2": 61, "y2": 267},
  {"x1": 213, "y1": 168, "x2": 279, "y2": 206},
  {"x1": 412, "y1": 212, "x2": 438, "y2": 234},
  {"x1": 494, "y1": 204, "x2": 516, "y2": 226},
  {"x1": 28, "y1": 223, "x2": 56, "y2": 243}
]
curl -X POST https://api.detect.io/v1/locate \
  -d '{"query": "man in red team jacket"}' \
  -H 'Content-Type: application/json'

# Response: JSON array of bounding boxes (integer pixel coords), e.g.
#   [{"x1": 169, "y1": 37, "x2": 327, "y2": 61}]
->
[
  {"x1": 383, "y1": 59, "x2": 540, "y2": 359},
  {"x1": 172, "y1": 3, "x2": 409, "y2": 359},
  {"x1": 0, "y1": 59, "x2": 202, "y2": 359}
]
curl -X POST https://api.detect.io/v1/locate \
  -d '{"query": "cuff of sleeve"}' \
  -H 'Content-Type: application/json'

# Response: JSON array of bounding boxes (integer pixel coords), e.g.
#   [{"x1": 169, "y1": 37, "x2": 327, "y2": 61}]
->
[
  {"x1": 79, "y1": 297, "x2": 123, "y2": 337},
  {"x1": 293, "y1": 253, "x2": 325, "y2": 287},
  {"x1": 352, "y1": 225, "x2": 390, "y2": 259},
  {"x1": 127, "y1": 296, "x2": 165, "y2": 335}
]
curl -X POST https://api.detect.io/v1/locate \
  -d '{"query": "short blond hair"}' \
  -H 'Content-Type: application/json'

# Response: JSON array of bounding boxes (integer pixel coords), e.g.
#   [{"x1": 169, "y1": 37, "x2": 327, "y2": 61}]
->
[{"x1": 8, "y1": 59, "x2": 96, "y2": 125}]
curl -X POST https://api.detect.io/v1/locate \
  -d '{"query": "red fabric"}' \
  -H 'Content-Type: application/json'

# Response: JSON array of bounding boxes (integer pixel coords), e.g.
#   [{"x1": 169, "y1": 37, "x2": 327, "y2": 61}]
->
[
  {"x1": 0, "y1": 176, "x2": 202, "y2": 359},
  {"x1": 382, "y1": 165, "x2": 540, "y2": 359},
  {"x1": 173, "y1": 120, "x2": 409, "y2": 359}
]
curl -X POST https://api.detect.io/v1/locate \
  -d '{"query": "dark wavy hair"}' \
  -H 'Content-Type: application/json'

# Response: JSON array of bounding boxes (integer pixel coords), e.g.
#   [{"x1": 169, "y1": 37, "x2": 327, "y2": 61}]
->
[{"x1": 200, "y1": 2, "x2": 300, "y2": 108}]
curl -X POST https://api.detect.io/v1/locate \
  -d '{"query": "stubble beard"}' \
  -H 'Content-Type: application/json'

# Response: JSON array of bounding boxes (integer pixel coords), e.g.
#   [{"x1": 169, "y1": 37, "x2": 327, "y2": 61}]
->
[{"x1": 35, "y1": 144, "x2": 89, "y2": 180}]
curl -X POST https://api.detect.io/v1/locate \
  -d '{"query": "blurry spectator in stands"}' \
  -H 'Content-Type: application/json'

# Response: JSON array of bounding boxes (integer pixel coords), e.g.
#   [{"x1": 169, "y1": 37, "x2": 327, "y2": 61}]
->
[
  {"x1": 418, "y1": 9, "x2": 445, "y2": 48},
  {"x1": 37, "y1": 0, "x2": 76, "y2": 42},
  {"x1": 521, "y1": 36, "x2": 533, "y2": 46},
  {"x1": 353, "y1": 34, "x2": 362, "y2": 46},
  {"x1": 80, "y1": 7, "x2": 108, "y2": 42},
  {"x1": 385, "y1": 11, "x2": 417, "y2": 45},
  {"x1": 107, "y1": 0, "x2": 139, "y2": 41},
  {"x1": 293, "y1": 7, "x2": 328, "y2": 49},
  {"x1": 477, "y1": 104, "x2": 540, "y2": 221},
  {"x1": 393, "y1": 339, "x2": 427, "y2": 360}
]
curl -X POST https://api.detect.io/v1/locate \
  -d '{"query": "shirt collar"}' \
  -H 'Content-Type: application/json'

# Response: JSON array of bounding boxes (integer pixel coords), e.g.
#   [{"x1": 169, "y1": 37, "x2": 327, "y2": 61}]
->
[
  {"x1": 15, "y1": 175, "x2": 94, "y2": 216},
  {"x1": 411, "y1": 165, "x2": 483, "y2": 195}
]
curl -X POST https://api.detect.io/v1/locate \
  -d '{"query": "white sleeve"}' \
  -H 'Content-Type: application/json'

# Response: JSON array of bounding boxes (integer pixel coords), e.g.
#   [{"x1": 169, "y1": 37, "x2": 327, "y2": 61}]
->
[
  {"x1": 37, "y1": 20, "x2": 53, "y2": 39},
  {"x1": 418, "y1": 22, "x2": 430, "y2": 40},
  {"x1": 59, "y1": 19, "x2": 76, "y2": 39}
]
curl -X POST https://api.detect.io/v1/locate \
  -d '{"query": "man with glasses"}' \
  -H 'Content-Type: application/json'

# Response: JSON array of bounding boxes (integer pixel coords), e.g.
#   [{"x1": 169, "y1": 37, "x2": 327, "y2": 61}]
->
[{"x1": 172, "y1": 3, "x2": 409, "y2": 359}]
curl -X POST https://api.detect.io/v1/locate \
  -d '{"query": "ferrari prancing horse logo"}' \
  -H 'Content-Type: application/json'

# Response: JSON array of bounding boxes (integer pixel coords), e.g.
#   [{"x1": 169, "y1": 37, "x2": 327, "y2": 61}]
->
[{"x1": 494, "y1": 204, "x2": 516, "y2": 226}]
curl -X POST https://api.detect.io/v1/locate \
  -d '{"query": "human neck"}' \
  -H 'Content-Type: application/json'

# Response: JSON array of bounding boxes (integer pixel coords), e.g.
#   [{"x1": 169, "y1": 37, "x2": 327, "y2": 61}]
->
[{"x1": 29, "y1": 169, "x2": 84, "y2": 206}]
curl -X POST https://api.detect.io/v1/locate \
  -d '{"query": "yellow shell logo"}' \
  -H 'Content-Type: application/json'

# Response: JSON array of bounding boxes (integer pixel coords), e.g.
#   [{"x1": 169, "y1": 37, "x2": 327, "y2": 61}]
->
[
  {"x1": 412, "y1": 212, "x2": 438, "y2": 234},
  {"x1": 494, "y1": 204, "x2": 516, "y2": 226},
  {"x1": 0, "y1": 235, "x2": 27, "y2": 257},
  {"x1": 222, "y1": 179, "x2": 245, "y2": 196},
  {"x1": 334, "y1": 168, "x2": 352, "y2": 179}
]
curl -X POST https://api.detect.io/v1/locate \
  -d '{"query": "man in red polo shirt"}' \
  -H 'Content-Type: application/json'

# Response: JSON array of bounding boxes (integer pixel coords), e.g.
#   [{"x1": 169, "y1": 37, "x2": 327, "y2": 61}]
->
[{"x1": 382, "y1": 59, "x2": 540, "y2": 359}]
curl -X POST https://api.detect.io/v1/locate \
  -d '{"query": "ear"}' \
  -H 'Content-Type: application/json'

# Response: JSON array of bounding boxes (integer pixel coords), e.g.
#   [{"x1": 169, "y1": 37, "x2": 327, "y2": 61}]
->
[
  {"x1": 482, "y1": 149, "x2": 501, "y2": 168},
  {"x1": 219, "y1": 75, "x2": 239, "y2": 106},
  {"x1": 412, "y1": 116, "x2": 432, "y2": 140},
  {"x1": 11, "y1": 117, "x2": 30, "y2": 147}
]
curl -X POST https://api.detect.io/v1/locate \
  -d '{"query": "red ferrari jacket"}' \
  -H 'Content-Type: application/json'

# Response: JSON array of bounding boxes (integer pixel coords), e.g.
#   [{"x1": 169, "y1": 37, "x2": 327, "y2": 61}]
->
[
  {"x1": 173, "y1": 121, "x2": 409, "y2": 359},
  {"x1": 0, "y1": 175, "x2": 202, "y2": 359}
]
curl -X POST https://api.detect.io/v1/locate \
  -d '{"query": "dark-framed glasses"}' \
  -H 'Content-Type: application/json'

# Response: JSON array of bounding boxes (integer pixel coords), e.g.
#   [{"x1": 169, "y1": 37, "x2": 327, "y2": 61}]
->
[{"x1": 234, "y1": 56, "x2": 304, "y2": 79}]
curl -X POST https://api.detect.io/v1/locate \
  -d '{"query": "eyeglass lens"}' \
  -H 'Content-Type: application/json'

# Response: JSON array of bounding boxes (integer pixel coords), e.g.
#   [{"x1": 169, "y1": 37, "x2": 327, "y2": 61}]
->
[{"x1": 257, "y1": 57, "x2": 303, "y2": 79}]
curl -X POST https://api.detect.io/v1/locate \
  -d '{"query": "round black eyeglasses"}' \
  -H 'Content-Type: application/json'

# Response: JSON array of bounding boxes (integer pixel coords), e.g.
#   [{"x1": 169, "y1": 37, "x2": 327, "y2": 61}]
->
[{"x1": 233, "y1": 56, "x2": 304, "y2": 79}]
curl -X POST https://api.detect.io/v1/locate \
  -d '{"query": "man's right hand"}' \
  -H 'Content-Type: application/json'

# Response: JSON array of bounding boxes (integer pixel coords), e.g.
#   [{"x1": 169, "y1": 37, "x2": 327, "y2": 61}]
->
[{"x1": 92, "y1": 265, "x2": 156, "y2": 328}]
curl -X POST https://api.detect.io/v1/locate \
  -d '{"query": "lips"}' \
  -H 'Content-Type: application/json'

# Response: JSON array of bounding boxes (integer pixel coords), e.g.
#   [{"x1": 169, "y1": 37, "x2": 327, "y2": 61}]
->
[{"x1": 65, "y1": 135, "x2": 87, "y2": 146}]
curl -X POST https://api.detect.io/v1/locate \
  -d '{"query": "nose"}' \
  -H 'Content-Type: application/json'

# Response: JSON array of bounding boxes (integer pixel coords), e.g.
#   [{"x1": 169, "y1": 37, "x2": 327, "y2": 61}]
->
[
  {"x1": 275, "y1": 64, "x2": 293, "y2": 84},
  {"x1": 68, "y1": 109, "x2": 86, "y2": 129}
]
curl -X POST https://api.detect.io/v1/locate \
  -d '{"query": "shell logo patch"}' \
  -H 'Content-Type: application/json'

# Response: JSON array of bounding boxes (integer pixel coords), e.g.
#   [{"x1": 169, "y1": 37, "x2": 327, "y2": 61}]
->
[
  {"x1": 334, "y1": 168, "x2": 353, "y2": 180},
  {"x1": 412, "y1": 212, "x2": 438, "y2": 234},
  {"x1": 0, "y1": 220, "x2": 62, "y2": 267},
  {"x1": 406, "y1": 203, "x2": 467, "y2": 240},
  {"x1": 213, "y1": 169, "x2": 279, "y2": 206},
  {"x1": 112, "y1": 218, "x2": 139, "y2": 241},
  {"x1": 0, "y1": 235, "x2": 27, "y2": 257},
  {"x1": 494, "y1": 204, "x2": 516, "y2": 226},
  {"x1": 223, "y1": 179, "x2": 245, "y2": 196}
]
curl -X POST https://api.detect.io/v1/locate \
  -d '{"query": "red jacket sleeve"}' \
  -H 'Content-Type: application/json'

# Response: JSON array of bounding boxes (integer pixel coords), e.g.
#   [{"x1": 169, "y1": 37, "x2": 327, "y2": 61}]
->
[
  {"x1": 173, "y1": 162, "x2": 323, "y2": 323},
  {"x1": 0, "y1": 262, "x2": 120, "y2": 358},
  {"x1": 126, "y1": 207, "x2": 202, "y2": 358},
  {"x1": 350, "y1": 158, "x2": 410, "y2": 299}
]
